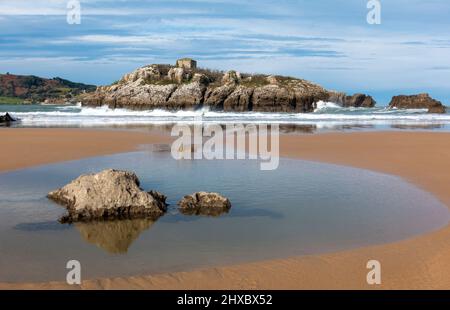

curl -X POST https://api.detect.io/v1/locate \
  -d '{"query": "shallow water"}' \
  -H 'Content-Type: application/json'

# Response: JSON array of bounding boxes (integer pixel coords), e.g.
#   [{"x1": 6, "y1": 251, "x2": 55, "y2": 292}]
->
[{"x1": 0, "y1": 151, "x2": 448, "y2": 282}]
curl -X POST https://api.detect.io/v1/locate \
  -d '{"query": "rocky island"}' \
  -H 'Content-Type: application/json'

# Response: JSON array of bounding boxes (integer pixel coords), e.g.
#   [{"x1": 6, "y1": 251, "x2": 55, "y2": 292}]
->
[{"x1": 81, "y1": 58, "x2": 376, "y2": 112}]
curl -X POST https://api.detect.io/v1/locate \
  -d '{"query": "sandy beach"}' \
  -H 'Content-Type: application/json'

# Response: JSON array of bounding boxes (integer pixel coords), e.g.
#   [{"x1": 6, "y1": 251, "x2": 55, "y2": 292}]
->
[
  {"x1": 0, "y1": 128, "x2": 449, "y2": 289},
  {"x1": 0, "y1": 128, "x2": 170, "y2": 173}
]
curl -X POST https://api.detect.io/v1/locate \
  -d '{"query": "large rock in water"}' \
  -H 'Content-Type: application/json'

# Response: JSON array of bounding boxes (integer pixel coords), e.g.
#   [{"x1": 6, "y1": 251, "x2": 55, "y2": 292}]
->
[
  {"x1": 389, "y1": 94, "x2": 447, "y2": 114},
  {"x1": 343, "y1": 94, "x2": 376, "y2": 108},
  {"x1": 178, "y1": 192, "x2": 231, "y2": 216},
  {"x1": 80, "y1": 63, "x2": 376, "y2": 112},
  {"x1": 48, "y1": 169, "x2": 167, "y2": 222}
]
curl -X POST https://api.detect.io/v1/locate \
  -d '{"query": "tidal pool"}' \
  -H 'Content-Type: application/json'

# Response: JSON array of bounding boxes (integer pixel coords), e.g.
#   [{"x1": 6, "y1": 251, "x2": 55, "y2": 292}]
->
[{"x1": 0, "y1": 150, "x2": 448, "y2": 282}]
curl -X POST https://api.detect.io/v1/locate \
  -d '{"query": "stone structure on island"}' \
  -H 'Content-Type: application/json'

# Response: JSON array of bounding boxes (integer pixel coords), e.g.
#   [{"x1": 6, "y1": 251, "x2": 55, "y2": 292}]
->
[
  {"x1": 176, "y1": 58, "x2": 197, "y2": 70},
  {"x1": 47, "y1": 169, "x2": 167, "y2": 223},
  {"x1": 178, "y1": 192, "x2": 232, "y2": 216},
  {"x1": 80, "y1": 58, "x2": 377, "y2": 112}
]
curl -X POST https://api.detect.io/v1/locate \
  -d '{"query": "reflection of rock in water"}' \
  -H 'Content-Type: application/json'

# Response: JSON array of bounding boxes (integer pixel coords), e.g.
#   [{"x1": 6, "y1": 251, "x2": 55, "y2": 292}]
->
[
  {"x1": 75, "y1": 218, "x2": 155, "y2": 254},
  {"x1": 179, "y1": 207, "x2": 230, "y2": 217}
]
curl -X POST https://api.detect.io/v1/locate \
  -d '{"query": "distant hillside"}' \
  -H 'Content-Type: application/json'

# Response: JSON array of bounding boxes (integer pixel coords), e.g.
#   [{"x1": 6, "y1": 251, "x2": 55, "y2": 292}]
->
[{"x1": 0, "y1": 73, "x2": 96, "y2": 104}]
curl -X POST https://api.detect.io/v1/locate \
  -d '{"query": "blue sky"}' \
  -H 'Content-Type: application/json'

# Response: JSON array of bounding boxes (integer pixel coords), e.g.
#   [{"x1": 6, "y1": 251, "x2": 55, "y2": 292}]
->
[{"x1": 0, "y1": 0, "x2": 449, "y2": 104}]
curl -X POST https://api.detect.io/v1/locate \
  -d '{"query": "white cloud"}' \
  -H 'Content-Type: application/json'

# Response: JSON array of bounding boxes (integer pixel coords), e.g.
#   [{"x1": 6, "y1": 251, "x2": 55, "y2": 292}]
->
[
  {"x1": 0, "y1": 0, "x2": 209, "y2": 15},
  {"x1": 70, "y1": 34, "x2": 174, "y2": 45},
  {"x1": 0, "y1": 0, "x2": 65, "y2": 15}
]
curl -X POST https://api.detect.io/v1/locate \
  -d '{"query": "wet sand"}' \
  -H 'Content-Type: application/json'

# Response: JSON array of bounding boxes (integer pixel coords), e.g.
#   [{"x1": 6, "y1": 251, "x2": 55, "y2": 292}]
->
[
  {"x1": 0, "y1": 128, "x2": 449, "y2": 289},
  {"x1": 0, "y1": 128, "x2": 170, "y2": 172}
]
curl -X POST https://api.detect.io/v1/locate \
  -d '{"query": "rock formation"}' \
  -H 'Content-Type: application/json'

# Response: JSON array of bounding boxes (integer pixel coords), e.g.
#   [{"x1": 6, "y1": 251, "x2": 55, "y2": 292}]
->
[
  {"x1": 342, "y1": 93, "x2": 376, "y2": 108},
  {"x1": 47, "y1": 169, "x2": 167, "y2": 222},
  {"x1": 178, "y1": 192, "x2": 231, "y2": 216},
  {"x1": 80, "y1": 61, "x2": 376, "y2": 112},
  {"x1": 0, "y1": 113, "x2": 16, "y2": 124},
  {"x1": 388, "y1": 93, "x2": 447, "y2": 114}
]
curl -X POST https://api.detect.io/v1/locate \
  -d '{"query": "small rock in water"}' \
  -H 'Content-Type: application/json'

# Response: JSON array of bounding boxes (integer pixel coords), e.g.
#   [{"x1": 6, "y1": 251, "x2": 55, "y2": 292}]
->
[
  {"x1": 178, "y1": 192, "x2": 231, "y2": 216},
  {"x1": 0, "y1": 113, "x2": 17, "y2": 124},
  {"x1": 47, "y1": 169, "x2": 167, "y2": 223}
]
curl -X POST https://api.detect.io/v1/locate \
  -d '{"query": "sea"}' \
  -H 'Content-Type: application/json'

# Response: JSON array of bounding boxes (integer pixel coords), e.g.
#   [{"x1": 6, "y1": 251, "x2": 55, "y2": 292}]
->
[{"x1": 1, "y1": 101, "x2": 450, "y2": 131}]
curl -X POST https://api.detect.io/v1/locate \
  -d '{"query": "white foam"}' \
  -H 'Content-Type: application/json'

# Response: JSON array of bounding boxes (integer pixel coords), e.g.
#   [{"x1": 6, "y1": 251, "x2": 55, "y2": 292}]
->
[
  {"x1": 314, "y1": 100, "x2": 342, "y2": 111},
  {"x1": 5, "y1": 104, "x2": 449, "y2": 127}
]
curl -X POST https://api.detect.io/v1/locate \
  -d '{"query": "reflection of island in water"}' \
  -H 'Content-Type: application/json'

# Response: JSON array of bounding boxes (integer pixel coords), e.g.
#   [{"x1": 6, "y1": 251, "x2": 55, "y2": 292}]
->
[{"x1": 74, "y1": 218, "x2": 155, "y2": 254}]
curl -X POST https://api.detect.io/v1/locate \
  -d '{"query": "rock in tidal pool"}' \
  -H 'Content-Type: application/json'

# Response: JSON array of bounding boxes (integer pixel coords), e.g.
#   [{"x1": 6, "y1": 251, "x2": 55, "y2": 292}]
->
[
  {"x1": 47, "y1": 169, "x2": 167, "y2": 223},
  {"x1": 178, "y1": 192, "x2": 231, "y2": 216}
]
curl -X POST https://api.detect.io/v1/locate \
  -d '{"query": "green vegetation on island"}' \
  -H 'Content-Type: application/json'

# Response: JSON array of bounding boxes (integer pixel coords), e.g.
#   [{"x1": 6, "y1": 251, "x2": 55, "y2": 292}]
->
[
  {"x1": 0, "y1": 73, "x2": 96, "y2": 104},
  {"x1": 0, "y1": 96, "x2": 24, "y2": 105}
]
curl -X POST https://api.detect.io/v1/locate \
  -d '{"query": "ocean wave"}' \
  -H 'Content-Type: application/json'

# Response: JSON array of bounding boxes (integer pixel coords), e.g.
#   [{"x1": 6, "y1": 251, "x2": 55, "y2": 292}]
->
[
  {"x1": 4, "y1": 103, "x2": 450, "y2": 127},
  {"x1": 314, "y1": 100, "x2": 342, "y2": 111}
]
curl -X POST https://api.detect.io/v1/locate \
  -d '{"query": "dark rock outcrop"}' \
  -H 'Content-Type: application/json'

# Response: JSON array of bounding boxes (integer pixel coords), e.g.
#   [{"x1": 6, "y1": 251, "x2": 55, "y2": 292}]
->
[
  {"x1": 0, "y1": 113, "x2": 16, "y2": 124},
  {"x1": 47, "y1": 169, "x2": 167, "y2": 222},
  {"x1": 204, "y1": 84, "x2": 237, "y2": 110},
  {"x1": 223, "y1": 86, "x2": 254, "y2": 111},
  {"x1": 389, "y1": 93, "x2": 446, "y2": 114},
  {"x1": 343, "y1": 93, "x2": 376, "y2": 108},
  {"x1": 80, "y1": 63, "x2": 376, "y2": 112},
  {"x1": 178, "y1": 192, "x2": 231, "y2": 216}
]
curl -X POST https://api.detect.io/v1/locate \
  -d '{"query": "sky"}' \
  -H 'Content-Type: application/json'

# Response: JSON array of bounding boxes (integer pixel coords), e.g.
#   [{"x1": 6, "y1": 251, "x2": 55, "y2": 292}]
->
[{"x1": 0, "y1": 0, "x2": 449, "y2": 105}]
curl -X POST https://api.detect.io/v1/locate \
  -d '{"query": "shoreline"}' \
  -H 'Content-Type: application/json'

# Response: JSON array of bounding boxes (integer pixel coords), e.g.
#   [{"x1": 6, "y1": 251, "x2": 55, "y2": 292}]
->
[{"x1": 0, "y1": 129, "x2": 449, "y2": 289}]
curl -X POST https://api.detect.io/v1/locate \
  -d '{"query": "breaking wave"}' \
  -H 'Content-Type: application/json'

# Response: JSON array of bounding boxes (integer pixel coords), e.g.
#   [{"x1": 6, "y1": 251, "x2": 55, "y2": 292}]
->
[{"x1": 2, "y1": 102, "x2": 449, "y2": 128}]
